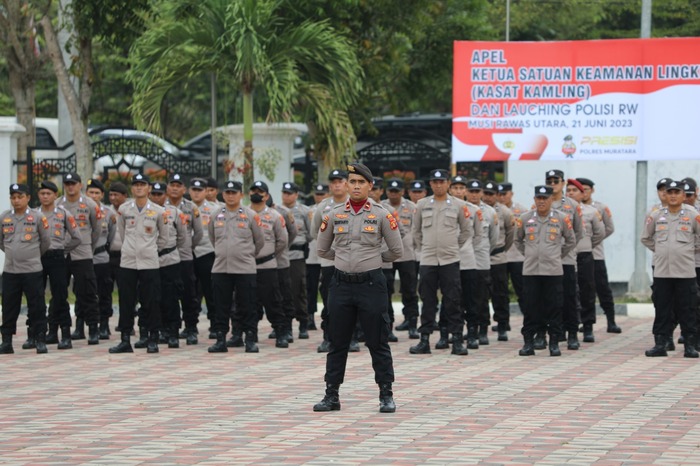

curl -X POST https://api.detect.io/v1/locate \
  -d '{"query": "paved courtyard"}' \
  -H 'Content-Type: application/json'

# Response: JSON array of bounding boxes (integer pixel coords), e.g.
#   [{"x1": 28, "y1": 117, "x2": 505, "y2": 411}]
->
[{"x1": 1, "y1": 311, "x2": 700, "y2": 465}]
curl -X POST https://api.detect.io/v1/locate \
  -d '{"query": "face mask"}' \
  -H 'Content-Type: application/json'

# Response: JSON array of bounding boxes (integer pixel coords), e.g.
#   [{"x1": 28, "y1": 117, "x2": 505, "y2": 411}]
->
[{"x1": 250, "y1": 193, "x2": 264, "y2": 203}]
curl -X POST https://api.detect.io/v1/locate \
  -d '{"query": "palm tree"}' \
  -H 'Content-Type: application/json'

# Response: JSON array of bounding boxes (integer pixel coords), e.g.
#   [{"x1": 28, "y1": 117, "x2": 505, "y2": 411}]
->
[{"x1": 128, "y1": 0, "x2": 363, "y2": 187}]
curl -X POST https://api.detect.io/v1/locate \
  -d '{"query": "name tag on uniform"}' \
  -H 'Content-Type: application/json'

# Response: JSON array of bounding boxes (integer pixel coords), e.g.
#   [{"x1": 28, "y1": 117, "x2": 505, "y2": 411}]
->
[
  {"x1": 145, "y1": 226, "x2": 154, "y2": 234},
  {"x1": 3, "y1": 226, "x2": 13, "y2": 234}
]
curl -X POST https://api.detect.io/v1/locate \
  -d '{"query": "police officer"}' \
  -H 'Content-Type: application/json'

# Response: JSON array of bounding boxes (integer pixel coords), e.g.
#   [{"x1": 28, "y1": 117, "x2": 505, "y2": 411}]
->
[
  {"x1": 270, "y1": 194, "x2": 298, "y2": 343},
  {"x1": 107, "y1": 182, "x2": 128, "y2": 332},
  {"x1": 205, "y1": 177, "x2": 224, "y2": 207},
  {"x1": 408, "y1": 180, "x2": 427, "y2": 204},
  {"x1": 314, "y1": 163, "x2": 402, "y2": 413},
  {"x1": 498, "y1": 182, "x2": 528, "y2": 331},
  {"x1": 370, "y1": 177, "x2": 384, "y2": 202},
  {"x1": 57, "y1": 173, "x2": 102, "y2": 344},
  {"x1": 410, "y1": 169, "x2": 471, "y2": 356},
  {"x1": 306, "y1": 184, "x2": 328, "y2": 330},
  {"x1": 149, "y1": 182, "x2": 187, "y2": 348},
  {"x1": 641, "y1": 180, "x2": 700, "y2": 358},
  {"x1": 37, "y1": 181, "x2": 81, "y2": 350},
  {"x1": 109, "y1": 173, "x2": 169, "y2": 354},
  {"x1": 166, "y1": 173, "x2": 203, "y2": 344},
  {"x1": 0, "y1": 184, "x2": 51, "y2": 354},
  {"x1": 514, "y1": 185, "x2": 576, "y2": 356},
  {"x1": 207, "y1": 181, "x2": 264, "y2": 353}
]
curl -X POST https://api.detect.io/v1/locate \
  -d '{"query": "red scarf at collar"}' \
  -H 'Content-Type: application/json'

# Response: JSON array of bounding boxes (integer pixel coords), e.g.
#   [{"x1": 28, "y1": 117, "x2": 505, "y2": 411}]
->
[{"x1": 349, "y1": 198, "x2": 366, "y2": 213}]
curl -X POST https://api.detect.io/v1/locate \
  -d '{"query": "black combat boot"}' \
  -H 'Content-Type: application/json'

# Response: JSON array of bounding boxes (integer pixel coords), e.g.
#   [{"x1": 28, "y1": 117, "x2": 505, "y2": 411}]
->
[
  {"x1": 582, "y1": 324, "x2": 595, "y2": 343},
  {"x1": 147, "y1": 330, "x2": 159, "y2": 354},
  {"x1": 99, "y1": 317, "x2": 110, "y2": 340},
  {"x1": 134, "y1": 327, "x2": 148, "y2": 349},
  {"x1": 71, "y1": 317, "x2": 85, "y2": 340},
  {"x1": 299, "y1": 321, "x2": 309, "y2": 340},
  {"x1": 313, "y1": 383, "x2": 341, "y2": 412},
  {"x1": 58, "y1": 326, "x2": 73, "y2": 350},
  {"x1": 497, "y1": 322, "x2": 508, "y2": 342},
  {"x1": 395, "y1": 319, "x2": 410, "y2": 331},
  {"x1": 519, "y1": 334, "x2": 535, "y2": 356},
  {"x1": 46, "y1": 324, "x2": 59, "y2": 344},
  {"x1": 388, "y1": 325, "x2": 398, "y2": 343},
  {"x1": 185, "y1": 327, "x2": 198, "y2": 345},
  {"x1": 606, "y1": 313, "x2": 621, "y2": 333},
  {"x1": 275, "y1": 327, "x2": 289, "y2": 348},
  {"x1": 408, "y1": 318, "x2": 419, "y2": 340},
  {"x1": 109, "y1": 332, "x2": 133, "y2": 353},
  {"x1": 549, "y1": 338, "x2": 561, "y2": 357},
  {"x1": 451, "y1": 334, "x2": 469, "y2": 356},
  {"x1": 567, "y1": 331, "x2": 580, "y2": 350},
  {"x1": 379, "y1": 383, "x2": 396, "y2": 413},
  {"x1": 268, "y1": 329, "x2": 277, "y2": 339},
  {"x1": 466, "y1": 326, "x2": 479, "y2": 350},
  {"x1": 226, "y1": 328, "x2": 244, "y2": 347},
  {"x1": 21, "y1": 329, "x2": 36, "y2": 350},
  {"x1": 478, "y1": 325, "x2": 490, "y2": 345},
  {"x1": 159, "y1": 328, "x2": 169, "y2": 344},
  {"x1": 244, "y1": 331, "x2": 259, "y2": 353},
  {"x1": 317, "y1": 338, "x2": 331, "y2": 353},
  {"x1": 308, "y1": 314, "x2": 317, "y2": 331},
  {"x1": 87, "y1": 323, "x2": 100, "y2": 345},
  {"x1": 409, "y1": 334, "x2": 431, "y2": 354},
  {"x1": 208, "y1": 331, "x2": 228, "y2": 353},
  {"x1": 0, "y1": 334, "x2": 13, "y2": 354},
  {"x1": 34, "y1": 331, "x2": 48, "y2": 354},
  {"x1": 168, "y1": 325, "x2": 180, "y2": 349},
  {"x1": 645, "y1": 334, "x2": 668, "y2": 357},
  {"x1": 533, "y1": 331, "x2": 547, "y2": 350},
  {"x1": 665, "y1": 336, "x2": 676, "y2": 351},
  {"x1": 435, "y1": 328, "x2": 450, "y2": 350},
  {"x1": 684, "y1": 335, "x2": 699, "y2": 358},
  {"x1": 348, "y1": 339, "x2": 360, "y2": 352}
]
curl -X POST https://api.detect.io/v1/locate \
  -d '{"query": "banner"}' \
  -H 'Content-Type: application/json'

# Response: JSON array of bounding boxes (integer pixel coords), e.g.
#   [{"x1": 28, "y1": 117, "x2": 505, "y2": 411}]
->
[{"x1": 453, "y1": 38, "x2": 700, "y2": 162}]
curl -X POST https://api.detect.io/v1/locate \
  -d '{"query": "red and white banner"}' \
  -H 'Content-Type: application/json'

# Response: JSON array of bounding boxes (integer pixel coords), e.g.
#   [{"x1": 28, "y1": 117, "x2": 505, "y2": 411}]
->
[{"x1": 453, "y1": 38, "x2": 700, "y2": 162}]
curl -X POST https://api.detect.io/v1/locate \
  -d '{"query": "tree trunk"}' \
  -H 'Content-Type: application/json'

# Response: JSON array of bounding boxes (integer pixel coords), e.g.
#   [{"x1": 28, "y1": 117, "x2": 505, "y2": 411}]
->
[
  {"x1": 242, "y1": 90, "x2": 254, "y2": 192},
  {"x1": 8, "y1": 68, "x2": 36, "y2": 163}
]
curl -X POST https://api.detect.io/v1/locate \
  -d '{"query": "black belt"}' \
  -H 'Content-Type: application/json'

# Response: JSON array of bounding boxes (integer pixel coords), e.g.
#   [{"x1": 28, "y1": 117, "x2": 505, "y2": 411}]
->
[
  {"x1": 255, "y1": 253, "x2": 276, "y2": 265},
  {"x1": 289, "y1": 244, "x2": 306, "y2": 251},
  {"x1": 109, "y1": 250, "x2": 121, "y2": 258},
  {"x1": 94, "y1": 245, "x2": 108, "y2": 255},
  {"x1": 158, "y1": 246, "x2": 177, "y2": 257},
  {"x1": 44, "y1": 249, "x2": 65, "y2": 257},
  {"x1": 335, "y1": 269, "x2": 376, "y2": 284},
  {"x1": 490, "y1": 246, "x2": 506, "y2": 256}
]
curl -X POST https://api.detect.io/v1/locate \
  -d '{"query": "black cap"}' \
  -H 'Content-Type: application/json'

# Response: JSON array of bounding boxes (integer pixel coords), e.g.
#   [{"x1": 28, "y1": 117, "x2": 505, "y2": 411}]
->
[
  {"x1": 576, "y1": 177, "x2": 594, "y2": 188},
  {"x1": 328, "y1": 169, "x2": 347, "y2": 181},
  {"x1": 109, "y1": 182, "x2": 128, "y2": 195},
  {"x1": 151, "y1": 182, "x2": 166, "y2": 194},
  {"x1": 9, "y1": 183, "x2": 29, "y2": 195},
  {"x1": 190, "y1": 178, "x2": 207, "y2": 189},
  {"x1": 282, "y1": 182, "x2": 299, "y2": 193},
  {"x1": 206, "y1": 177, "x2": 218, "y2": 189},
  {"x1": 346, "y1": 163, "x2": 373, "y2": 183},
  {"x1": 429, "y1": 169, "x2": 449, "y2": 181},
  {"x1": 656, "y1": 177, "x2": 673, "y2": 189},
  {"x1": 467, "y1": 179, "x2": 483, "y2": 190},
  {"x1": 39, "y1": 180, "x2": 59, "y2": 193},
  {"x1": 314, "y1": 183, "x2": 329, "y2": 193},
  {"x1": 223, "y1": 180, "x2": 243, "y2": 192},
  {"x1": 483, "y1": 181, "x2": 497, "y2": 193},
  {"x1": 86, "y1": 178, "x2": 105, "y2": 192},
  {"x1": 371, "y1": 177, "x2": 384, "y2": 188},
  {"x1": 534, "y1": 185, "x2": 554, "y2": 197},
  {"x1": 386, "y1": 178, "x2": 404, "y2": 191},
  {"x1": 498, "y1": 182, "x2": 513, "y2": 192},
  {"x1": 451, "y1": 176, "x2": 467, "y2": 186},
  {"x1": 132, "y1": 173, "x2": 150, "y2": 184},
  {"x1": 168, "y1": 173, "x2": 185, "y2": 184},
  {"x1": 665, "y1": 180, "x2": 684, "y2": 192},
  {"x1": 63, "y1": 172, "x2": 81, "y2": 183},
  {"x1": 409, "y1": 180, "x2": 426, "y2": 191},
  {"x1": 545, "y1": 169, "x2": 564, "y2": 180},
  {"x1": 683, "y1": 180, "x2": 697, "y2": 194},
  {"x1": 250, "y1": 180, "x2": 269, "y2": 193}
]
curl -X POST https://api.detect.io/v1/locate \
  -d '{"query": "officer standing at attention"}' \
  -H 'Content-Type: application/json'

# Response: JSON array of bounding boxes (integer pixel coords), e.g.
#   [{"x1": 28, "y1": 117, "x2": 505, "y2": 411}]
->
[
  {"x1": 514, "y1": 185, "x2": 576, "y2": 356},
  {"x1": 0, "y1": 183, "x2": 51, "y2": 354},
  {"x1": 410, "y1": 169, "x2": 471, "y2": 356},
  {"x1": 305, "y1": 183, "x2": 329, "y2": 331},
  {"x1": 641, "y1": 180, "x2": 700, "y2": 358},
  {"x1": 107, "y1": 182, "x2": 128, "y2": 333},
  {"x1": 498, "y1": 182, "x2": 528, "y2": 331},
  {"x1": 270, "y1": 194, "x2": 298, "y2": 344},
  {"x1": 205, "y1": 177, "x2": 224, "y2": 207},
  {"x1": 109, "y1": 173, "x2": 169, "y2": 354},
  {"x1": 314, "y1": 163, "x2": 402, "y2": 413},
  {"x1": 36, "y1": 181, "x2": 81, "y2": 350},
  {"x1": 57, "y1": 173, "x2": 102, "y2": 345}
]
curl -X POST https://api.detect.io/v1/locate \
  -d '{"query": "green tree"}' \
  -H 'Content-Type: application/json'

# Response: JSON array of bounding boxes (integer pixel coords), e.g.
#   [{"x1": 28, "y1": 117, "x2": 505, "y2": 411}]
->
[{"x1": 129, "y1": 0, "x2": 363, "y2": 186}]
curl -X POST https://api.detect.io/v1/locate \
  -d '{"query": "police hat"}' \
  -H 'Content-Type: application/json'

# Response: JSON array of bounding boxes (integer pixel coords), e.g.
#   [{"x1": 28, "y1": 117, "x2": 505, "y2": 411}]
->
[
  {"x1": 483, "y1": 181, "x2": 497, "y2": 193},
  {"x1": 132, "y1": 173, "x2": 150, "y2": 184},
  {"x1": 576, "y1": 177, "x2": 595, "y2": 188},
  {"x1": 39, "y1": 180, "x2": 59, "y2": 193},
  {"x1": 534, "y1": 185, "x2": 554, "y2": 197},
  {"x1": 451, "y1": 176, "x2": 467, "y2": 186},
  {"x1": 314, "y1": 183, "x2": 329, "y2": 193},
  {"x1": 346, "y1": 163, "x2": 373, "y2": 183},
  {"x1": 63, "y1": 172, "x2": 81, "y2": 183},
  {"x1": 328, "y1": 169, "x2": 347, "y2": 181},
  {"x1": 371, "y1": 176, "x2": 384, "y2": 188},
  {"x1": 250, "y1": 180, "x2": 269, "y2": 193},
  {"x1": 545, "y1": 169, "x2": 564, "y2": 180},
  {"x1": 386, "y1": 178, "x2": 404, "y2": 191},
  {"x1": 9, "y1": 183, "x2": 29, "y2": 195},
  {"x1": 87, "y1": 178, "x2": 105, "y2": 192},
  {"x1": 190, "y1": 177, "x2": 207, "y2": 189},
  {"x1": 206, "y1": 177, "x2": 218, "y2": 189},
  {"x1": 109, "y1": 182, "x2": 128, "y2": 195},
  {"x1": 168, "y1": 173, "x2": 184, "y2": 184},
  {"x1": 467, "y1": 179, "x2": 483, "y2": 190},
  {"x1": 151, "y1": 182, "x2": 166, "y2": 194},
  {"x1": 223, "y1": 180, "x2": 243, "y2": 192},
  {"x1": 665, "y1": 180, "x2": 684, "y2": 192},
  {"x1": 409, "y1": 180, "x2": 426, "y2": 191},
  {"x1": 282, "y1": 182, "x2": 299, "y2": 193},
  {"x1": 684, "y1": 180, "x2": 697, "y2": 194},
  {"x1": 429, "y1": 169, "x2": 449, "y2": 181},
  {"x1": 656, "y1": 177, "x2": 672, "y2": 189},
  {"x1": 498, "y1": 182, "x2": 513, "y2": 192}
]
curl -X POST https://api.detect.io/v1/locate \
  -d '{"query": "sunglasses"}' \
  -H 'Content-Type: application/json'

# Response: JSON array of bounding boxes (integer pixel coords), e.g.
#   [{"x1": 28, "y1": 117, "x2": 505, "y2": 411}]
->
[{"x1": 545, "y1": 178, "x2": 561, "y2": 185}]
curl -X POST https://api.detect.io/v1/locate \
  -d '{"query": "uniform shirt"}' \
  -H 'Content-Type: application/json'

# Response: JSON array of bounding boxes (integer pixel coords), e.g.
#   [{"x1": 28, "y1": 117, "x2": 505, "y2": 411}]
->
[
  {"x1": 109, "y1": 204, "x2": 124, "y2": 253},
  {"x1": 311, "y1": 196, "x2": 349, "y2": 268},
  {"x1": 641, "y1": 206, "x2": 700, "y2": 279},
  {"x1": 576, "y1": 203, "x2": 606, "y2": 254},
  {"x1": 286, "y1": 201, "x2": 312, "y2": 261},
  {"x1": 192, "y1": 200, "x2": 219, "y2": 259},
  {"x1": 40, "y1": 205, "x2": 81, "y2": 253},
  {"x1": 93, "y1": 203, "x2": 116, "y2": 265},
  {"x1": 552, "y1": 196, "x2": 584, "y2": 266},
  {"x1": 413, "y1": 195, "x2": 471, "y2": 267},
  {"x1": 459, "y1": 201, "x2": 484, "y2": 270},
  {"x1": 506, "y1": 201, "x2": 528, "y2": 263},
  {"x1": 0, "y1": 208, "x2": 51, "y2": 273},
  {"x1": 474, "y1": 202, "x2": 500, "y2": 271},
  {"x1": 57, "y1": 195, "x2": 101, "y2": 261},
  {"x1": 306, "y1": 204, "x2": 321, "y2": 265},
  {"x1": 273, "y1": 204, "x2": 296, "y2": 269},
  {"x1": 165, "y1": 198, "x2": 203, "y2": 261},
  {"x1": 490, "y1": 202, "x2": 514, "y2": 266},
  {"x1": 589, "y1": 200, "x2": 614, "y2": 261},
  {"x1": 159, "y1": 205, "x2": 188, "y2": 267},
  {"x1": 382, "y1": 198, "x2": 417, "y2": 262},
  {"x1": 209, "y1": 205, "x2": 265, "y2": 274},
  {"x1": 254, "y1": 206, "x2": 288, "y2": 270},
  {"x1": 317, "y1": 198, "x2": 403, "y2": 273},
  {"x1": 515, "y1": 209, "x2": 576, "y2": 276},
  {"x1": 118, "y1": 201, "x2": 169, "y2": 270}
]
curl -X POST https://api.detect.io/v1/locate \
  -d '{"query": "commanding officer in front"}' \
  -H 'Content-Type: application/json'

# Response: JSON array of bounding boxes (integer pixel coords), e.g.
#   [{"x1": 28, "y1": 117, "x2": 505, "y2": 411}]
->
[{"x1": 314, "y1": 163, "x2": 402, "y2": 413}]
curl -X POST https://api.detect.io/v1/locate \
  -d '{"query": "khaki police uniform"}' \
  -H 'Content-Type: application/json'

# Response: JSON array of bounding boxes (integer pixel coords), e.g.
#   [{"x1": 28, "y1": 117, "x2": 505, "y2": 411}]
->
[
  {"x1": 193, "y1": 199, "x2": 219, "y2": 326},
  {"x1": 285, "y1": 199, "x2": 312, "y2": 333},
  {"x1": 472, "y1": 201, "x2": 499, "y2": 340},
  {"x1": 93, "y1": 203, "x2": 117, "y2": 336},
  {"x1": 576, "y1": 203, "x2": 605, "y2": 330},
  {"x1": 159, "y1": 202, "x2": 188, "y2": 345},
  {"x1": 506, "y1": 200, "x2": 528, "y2": 314},
  {"x1": 273, "y1": 203, "x2": 298, "y2": 340},
  {"x1": 490, "y1": 202, "x2": 514, "y2": 333},
  {"x1": 590, "y1": 200, "x2": 617, "y2": 326},
  {"x1": 457, "y1": 201, "x2": 483, "y2": 347}
]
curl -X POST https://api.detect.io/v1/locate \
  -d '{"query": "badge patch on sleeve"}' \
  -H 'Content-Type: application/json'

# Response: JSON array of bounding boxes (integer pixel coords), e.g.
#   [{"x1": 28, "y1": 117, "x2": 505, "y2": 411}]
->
[
  {"x1": 41, "y1": 217, "x2": 49, "y2": 230},
  {"x1": 463, "y1": 206, "x2": 470, "y2": 219},
  {"x1": 387, "y1": 214, "x2": 398, "y2": 230},
  {"x1": 320, "y1": 215, "x2": 329, "y2": 232}
]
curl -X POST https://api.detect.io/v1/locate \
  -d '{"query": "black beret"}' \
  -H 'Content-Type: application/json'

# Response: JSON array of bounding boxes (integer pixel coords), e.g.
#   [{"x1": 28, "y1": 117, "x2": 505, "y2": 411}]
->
[
  {"x1": 346, "y1": 163, "x2": 373, "y2": 183},
  {"x1": 109, "y1": 182, "x2": 128, "y2": 195},
  {"x1": 206, "y1": 177, "x2": 218, "y2": 189},
  {"x1": 576, "y1": 177, "x2": 595, "y2": 188},
  {"x1": 87, "y1": 178, "x2": 105, "y2": 192},
  {"x1": 39, "y1": 180, "x2": 59, "y2": 193}
]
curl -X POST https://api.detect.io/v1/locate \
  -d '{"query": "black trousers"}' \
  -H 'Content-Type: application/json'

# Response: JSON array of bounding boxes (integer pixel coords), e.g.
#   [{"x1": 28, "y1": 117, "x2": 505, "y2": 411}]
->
[
  {"x1": 319, "y1": 266, "x2": 335, "y2": 332},
  {"x1": 179, "y1": 260, "x2": 200, "y2": 329},
  {"x1": 392, "y1": 261, "x2": 419, "y2": 321},
  {"x1": 419, "y1": 262, "x2": 463, "y2": 334},
  {"x1": 490, "y1": 263, "x2": 510, "y2": 325},
  {"x1": 1, "y1": 272, "x2": 46, "y2": 336},
  {"x1": 325, "y1": 269, "x2": 394, "y2": 385},
  {"x1": 94, "y1": 263, "x2": 113, "y2": 319},
  {"x1": 507, "y1": 261, "x2": 525, "y2": 314},
  {"x1": 522, "y1": 275, "x2": 563, "y2": 339},
  {"x1": 577, "y1": 252, "x2": 597, "y2": 325},
  {"x1": 277, "y1": 267, "x2": 297, "y2": 327},
  {"x1": 160, "y1": 263, "x2": 183, "y2": 330},
  {"x1": 118, "y1": 268, "x2": 161, "y2": 332},
  {"x1": 289, "y1": 259, "x2": 308, "y2": 323},
  {"x1": 562, "y1": 264, "x2": 579, "y2": 334},
  {"x1": 593, "y1": 260, "x2": 615, "y2": 317},
  {"x1": 65, "y1": 257, "x2": 100, "y2": 325},
  {"x1": 652, "y1": 277, "x2": 697, "y2": 337},
  {"x1": 306, "y1": 263, "x2": 321, "y2": 318},
  {"x1": 457, "y1": 269, "x2": 477, "y2": 330},
  {"x1": 256, "y1": 268, "x2": 286, "y2": 331},
  {"x1": 42, "y1": 251, "x2": 71, "y2": 328},
  {"x1": 382, "y1": 268, "x2": 396, "y2": 323},
  {"x1": 194, "y1": 252, "x2": 215, "y2": 322},
  {"x1": 212, "y1": 273, "x2": 257, "y2": 334},
  {"x1": 475, "y1": 269, "x2": 491, "y2": 328}
]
